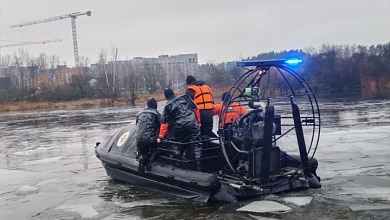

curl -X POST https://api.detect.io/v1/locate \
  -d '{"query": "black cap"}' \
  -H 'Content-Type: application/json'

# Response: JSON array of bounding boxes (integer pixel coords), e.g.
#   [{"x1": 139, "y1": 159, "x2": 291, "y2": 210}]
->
[
  {"x1": 186, "y1": 75, "x2": 196, "y2": 85},
  {"x1": 164, "y1": 88, "x2": 175, "y2": 100},
  {"x1": 147, "y1": 98, "x2": 157, "y2": 109},
  {"x1": 222, "y1": 92, "x2": 231, "y2": 102}
]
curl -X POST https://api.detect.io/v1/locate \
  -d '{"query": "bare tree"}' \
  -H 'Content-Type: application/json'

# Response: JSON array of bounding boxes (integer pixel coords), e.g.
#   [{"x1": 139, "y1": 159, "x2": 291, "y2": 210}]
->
[
  {"x1": 79, "y1": 55, "x2": 90, "y2": 77},
  {"x1": 13, "y1": 48, "x2": 30, "y2": 91},
  {"x1": 48, "y1": 55, "x2": 60, "y2": 89},
  {"x1": 36, "y1": 53, "x2": 48, "y2": 74},
  {"x1": 0, "y1": 55, "x2": 12, "y2": 102},
  {"x1": 70, "y1": 70, "x2": 90, "y2": 99},
  {"x1": 27, "y1": 57, "x2": 39, "y2": 100},
  {"x1": 0, "y1": 55, "x2": 12, "y2": 78},
  {"x1": 109, "y1": 46, "x2": 118, "y2": 104},
  {"x1": 97, "y1": 47, "x2": 119, "y2": 105},
  {"x1": 201, "y1": 62, "x2": 224, "y2": 87},
  {"x1": 69, "y1": 55, "x2": 92, "y2": 99},
  {"x1": 97, "y1": 49, "x2": 108, "y2": 97},
  {"x1": 143, "y1": 59, "x2": 164, "y2": 94},
  {"x1": 123, "y1": 60, "x2": 141, "y2": 105}
]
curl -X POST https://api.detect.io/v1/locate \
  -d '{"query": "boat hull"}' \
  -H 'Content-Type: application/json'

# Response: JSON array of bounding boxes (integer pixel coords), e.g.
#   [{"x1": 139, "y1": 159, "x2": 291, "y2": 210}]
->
[{"x1": 95, "y1": 124, "x2": 320, "y2": 203}]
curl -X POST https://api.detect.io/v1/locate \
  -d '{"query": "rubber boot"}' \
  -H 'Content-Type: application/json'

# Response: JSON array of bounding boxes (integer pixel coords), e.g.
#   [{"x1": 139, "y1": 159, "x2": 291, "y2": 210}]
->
[
  {"x1": 193, "y1": 143, "x2": 203, "y2": 171},
  {"x1": 138, "y1": 156, "x2": 145, "y2": 175},
  {"x1": 173, "y1": 153, "x2": 181, "y2": 167},
  {"x1": 146, "y1": 151, "x2": 157, "y2": 171},
  {"x1": 149, "y1": 151, "x2": 158, "y2": 162},
  {"x1": 172, "y1": 145, "x2": 181, "y2": 167}
]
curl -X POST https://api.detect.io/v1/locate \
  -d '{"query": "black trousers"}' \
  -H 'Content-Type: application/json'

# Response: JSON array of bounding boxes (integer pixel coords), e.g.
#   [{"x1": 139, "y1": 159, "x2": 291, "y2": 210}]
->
[
  {"x1": 137, "y1": 139, "x2": 157, "y2": 157},
  {"x1": 200, "y1": 109, "x2": 214, "y2": 137},
  {"x1": 171, "y1": 124, "x2": 202, "y2": 159}
]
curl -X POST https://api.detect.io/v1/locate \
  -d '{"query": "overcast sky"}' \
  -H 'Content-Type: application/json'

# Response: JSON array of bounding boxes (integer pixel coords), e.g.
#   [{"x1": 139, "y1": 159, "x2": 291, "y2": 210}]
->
[{"x1": 1, "y1": 0, "x2": 389, "y2": 66}]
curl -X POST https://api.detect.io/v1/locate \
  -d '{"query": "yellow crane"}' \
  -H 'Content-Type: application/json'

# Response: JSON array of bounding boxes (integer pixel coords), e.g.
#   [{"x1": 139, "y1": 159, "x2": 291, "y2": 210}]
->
[{"x1": 10, "y1": 11, "x2": 92, "y2": 66}]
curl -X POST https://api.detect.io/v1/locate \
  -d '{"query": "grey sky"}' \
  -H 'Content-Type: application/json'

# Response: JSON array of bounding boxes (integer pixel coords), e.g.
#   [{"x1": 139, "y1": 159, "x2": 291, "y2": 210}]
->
[{"x1": 1, "y1": 0, "x2": 389, "y2": 66}]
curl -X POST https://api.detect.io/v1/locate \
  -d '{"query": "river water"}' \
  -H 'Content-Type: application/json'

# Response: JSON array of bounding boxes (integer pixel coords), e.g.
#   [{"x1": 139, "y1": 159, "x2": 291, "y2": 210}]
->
[{"x1": 1, "y1": 97, "x2": 390, "y2": 219}]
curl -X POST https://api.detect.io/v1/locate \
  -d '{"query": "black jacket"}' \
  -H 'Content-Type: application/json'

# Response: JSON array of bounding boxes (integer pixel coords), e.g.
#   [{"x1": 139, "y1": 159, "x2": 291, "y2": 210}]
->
[
  {"x1": 136, "y1": 107, "x2": 161, "y2": 144},
  {"x1": 161, "y1": 94, "x2": 198, "y2": 140}
]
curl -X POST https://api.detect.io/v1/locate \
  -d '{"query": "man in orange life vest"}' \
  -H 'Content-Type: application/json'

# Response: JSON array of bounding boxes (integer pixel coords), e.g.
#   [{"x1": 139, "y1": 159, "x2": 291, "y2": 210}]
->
[
  {"x1": 214, "y1": 92, "x2": 248, "y2": 172},
  {"x1": 213, "y1": 92, "x2": 248, "y2": 127},
  {"x1": 186, "y1": 75, "x2": 215, "y2": 137}
]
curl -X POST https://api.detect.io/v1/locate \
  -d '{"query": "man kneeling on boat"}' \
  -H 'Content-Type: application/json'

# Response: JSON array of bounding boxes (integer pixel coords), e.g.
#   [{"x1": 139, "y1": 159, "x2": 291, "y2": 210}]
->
[
  {"x1": 213, "y1": 92, "x2": 250, "y2": 172},
  {"x1": 136, "y1": 98, "x2": 161, "y2": 174},
  {"x1": 157, "y1": 88, "x2": 203, "y2": 171},
  {"x1": 213, "y1": 92, "x2": 248, "y2": 127}
]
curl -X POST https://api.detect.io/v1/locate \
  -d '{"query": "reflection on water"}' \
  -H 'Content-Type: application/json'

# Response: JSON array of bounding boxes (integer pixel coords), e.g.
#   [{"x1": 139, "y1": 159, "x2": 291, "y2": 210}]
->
[
  {"x1": 1, "y1": 97, "x2": 390, "y2": 219},
  {"x1": 82, "y1": 133, "x2": 88, "y2": 170},
  {"x1": 319, "y1": 97, "x2": 390, "y2": 129}
]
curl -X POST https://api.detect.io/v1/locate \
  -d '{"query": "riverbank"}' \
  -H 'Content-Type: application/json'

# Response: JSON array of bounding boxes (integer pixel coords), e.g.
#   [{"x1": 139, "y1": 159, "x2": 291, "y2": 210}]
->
[
  {"x1": 0, "y1": 85, "x2": 228, "y2": 113},
  {"x1": 0, "y1": 92, "x2": 165, "y2": 112}
]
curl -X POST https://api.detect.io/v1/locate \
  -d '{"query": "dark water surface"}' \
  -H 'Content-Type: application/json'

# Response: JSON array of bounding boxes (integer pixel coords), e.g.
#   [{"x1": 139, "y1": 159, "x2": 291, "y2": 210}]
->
[{"x1": 1, "y1": 97, "x2": 390, "y2": 219}]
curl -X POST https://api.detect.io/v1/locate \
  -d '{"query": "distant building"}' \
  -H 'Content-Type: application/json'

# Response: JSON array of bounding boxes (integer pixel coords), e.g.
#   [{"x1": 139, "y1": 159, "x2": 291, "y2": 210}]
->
[
  {"x1": 0, "y1": 77, "x2": 11, "y2": 90},
  {"x1": 94, "y1": 53, "x2": 199, "y2": 90},
  {"x1": 157, "y1": 53, "x2": 198, "y2": 88},
  {"x1": 123, "y1": 53, "x2": 196, "y2": 89}
]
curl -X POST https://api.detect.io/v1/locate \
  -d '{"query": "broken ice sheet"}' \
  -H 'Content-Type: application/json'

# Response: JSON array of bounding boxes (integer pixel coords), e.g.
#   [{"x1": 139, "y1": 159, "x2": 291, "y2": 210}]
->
[
  {"x1": 282, "y1": 197, "x2": 312, "y2": 206},
  {"x1": 237, "y1": 201, "x2": 292, "y2": 213},
  {"x1": 115, "y1": 199, "x2": 170, "y2": 208},
  {"x1": 349, "y1": 204, "x2": 390, "y2": 211},
  {"x1": 21, "y1": 156, "x2": 65, "y2": 166},
  {"x1": 248, "y1": 214, "x2": 281, "y2": 220},
  {"x1": 15, "y1": 185, "x2": 39, "y2": 196},
  {"x1": 340, "y1": 187, "x2": 390, "y2": 201},
  {"x1": 56, "y1": 204, "x2": 98, "y2": 218}
]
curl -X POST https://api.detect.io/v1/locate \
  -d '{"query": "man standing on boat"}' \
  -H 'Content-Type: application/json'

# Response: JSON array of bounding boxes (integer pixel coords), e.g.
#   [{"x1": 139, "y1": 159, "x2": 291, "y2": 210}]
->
[
  {"x1": 136, "y1": 98, "x2": 161, "y2": 174},
  {"x1": 185, "y1": 75, "x2": 215, "y2": 137},
  {"x1": 157, "y1": 88, "x2": 203, "y2": 171}
]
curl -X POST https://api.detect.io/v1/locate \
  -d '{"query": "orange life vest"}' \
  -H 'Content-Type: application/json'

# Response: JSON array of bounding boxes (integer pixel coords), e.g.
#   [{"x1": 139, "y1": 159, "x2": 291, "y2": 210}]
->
[
  {"x1": 187, "y1": 84, "x2": 214, "y2": 110},
  {"x1": 213, "y1": 102, "x2": 248, "y2": 126}
]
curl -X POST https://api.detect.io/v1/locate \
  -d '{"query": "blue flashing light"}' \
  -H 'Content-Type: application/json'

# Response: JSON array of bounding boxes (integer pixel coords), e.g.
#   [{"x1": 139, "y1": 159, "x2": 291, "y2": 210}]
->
[
  {"x1": 237, "y1": 59, "x2": 303, "y2": 67},
  {"x1": 284, "y1": 59, "x2": 302, "y2": 65},
  {"x1": 236, "y1": 59, "x2": 286, "y2": 67}
]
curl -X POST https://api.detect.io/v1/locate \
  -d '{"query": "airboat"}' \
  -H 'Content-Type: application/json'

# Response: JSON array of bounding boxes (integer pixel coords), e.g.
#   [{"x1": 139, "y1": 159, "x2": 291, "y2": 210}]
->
[{"x1": 95, "y1": 59, "x2": 322, "y2": 203}]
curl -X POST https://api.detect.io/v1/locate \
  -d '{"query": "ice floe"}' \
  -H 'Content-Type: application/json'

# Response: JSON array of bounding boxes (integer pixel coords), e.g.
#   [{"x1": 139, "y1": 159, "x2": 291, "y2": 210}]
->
[
  {"x1": 15, "y1": 185, "x2": 38, "y2": 196},
  {"x1": 248, "y1": 214, "x2": 281, "y2": 220},
  {"x1": 340, "y1": 187, "x2": 390, "y2": 201},
  {"x1": 21, "y1": 156, "x2": 65, "y2": 166},
  {"x1": 349, "y1": 204, "x2": 390, "y2": 211},
  {"x1": 237, "y1": 201, "x2": 292, "y2": 213},
  {"x1": 282, "y1": 197, "x2": 312, "y2": 206},
  {"x1": 56, "y1": 204, "x2": 98, "y2": 218},
  {"x1": 13, "y1": 147, "x2": 52, "y2": 156},
  {"x1": 115, "y1": 199, "x2": 170, "y2": 208}
]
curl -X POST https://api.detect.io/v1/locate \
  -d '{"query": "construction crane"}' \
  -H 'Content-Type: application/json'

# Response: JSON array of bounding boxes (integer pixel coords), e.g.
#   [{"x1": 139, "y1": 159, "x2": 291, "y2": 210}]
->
[
  {"x1": 10, "y1": 11, "x2": 92, "y2": 66},
  {"x1": 0, "y1": 39, "x2": 62, "y2": 48}
]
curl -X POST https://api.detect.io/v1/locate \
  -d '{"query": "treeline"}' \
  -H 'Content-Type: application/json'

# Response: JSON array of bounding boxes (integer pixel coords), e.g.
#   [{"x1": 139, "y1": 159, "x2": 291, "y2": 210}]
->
[
  {"x1": 0, "y1": 47, "x2": 171, "y2": 105},
  {"x1": 200, "y1": 43, "x2": 390, "y2": 96},
  {"x1": 1, "y1": 43, "x2": 389, "y2": 106}
]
